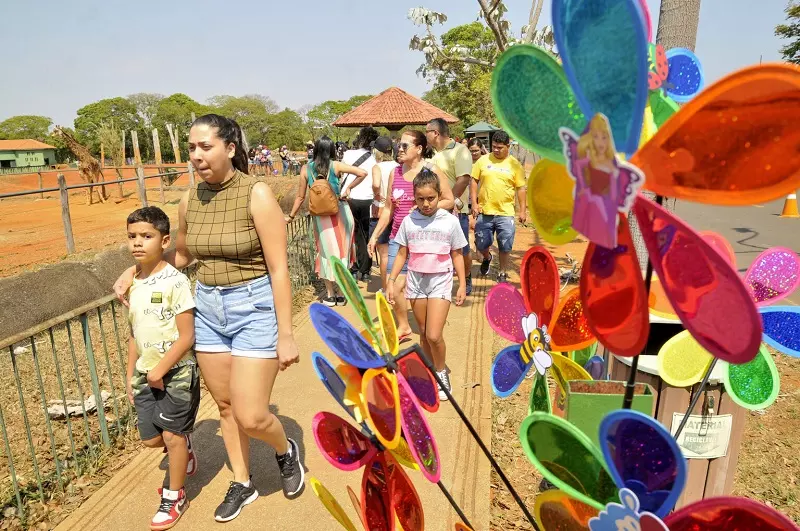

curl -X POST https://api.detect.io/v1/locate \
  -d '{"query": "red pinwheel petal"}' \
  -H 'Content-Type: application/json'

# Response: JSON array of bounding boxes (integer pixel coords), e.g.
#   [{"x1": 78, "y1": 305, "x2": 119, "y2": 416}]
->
[
  {"x1": 312, "y1": 412, "x2": 376, "y2": 472},
  {"x1": 521, "y1": 246, "x2": 561, "y2": 328}
]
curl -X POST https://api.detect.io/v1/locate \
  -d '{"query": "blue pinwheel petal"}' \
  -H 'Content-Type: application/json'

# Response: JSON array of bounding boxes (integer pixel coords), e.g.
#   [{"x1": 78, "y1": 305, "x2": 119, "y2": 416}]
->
[
  {"x1": 760, "y1": 306, "x2": 800, "y2": 357},
  {"x1": 665, "y1": 47, "x2": 705, "y2": 103},
  {"x1": 311, "y1": 352, "x2": 360, "y2": 422},
  {"x1": 491, "y1": 345, "x2": 533, "y2": 397},
  {"x1": 309, "y1": 303, "x2": 384, "y2": 369},
  {"x1": 599, "y1": 410, "x2": 687, "y2": 518},
  {"x1": 553, "y1": 0, "x2": 649, "y2": 155}
]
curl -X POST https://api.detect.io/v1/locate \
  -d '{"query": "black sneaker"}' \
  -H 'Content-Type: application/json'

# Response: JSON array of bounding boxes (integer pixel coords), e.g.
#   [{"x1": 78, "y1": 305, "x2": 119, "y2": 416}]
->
[
  {"x1": 322, "y1": 296, "x2": 337, "y2": 307},
  {"x1": 276, "y1": 438, "x2": 305, "y2": 499},
  {"x1": 335, "y1": 296, "x2": 347, "y2": 306},
  {"x1": 480, "y1": 254, "x2": 493, "y2": 276},
  {"x1": 497, "y1": 271, "x2": 509, "y2": 284},
  {"x1": 361, "y1": 273, "x2": 371, "y2": 282},
  {"x1": 214, "y1": 480, "x2": 258, "y2": 522}
]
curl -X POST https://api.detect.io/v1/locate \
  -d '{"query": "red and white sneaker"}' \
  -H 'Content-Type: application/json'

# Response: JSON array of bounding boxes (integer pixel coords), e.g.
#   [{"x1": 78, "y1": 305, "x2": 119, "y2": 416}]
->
[
  {"x1": 185, "y1": 434, "x2": 197, "y2": 477},
  {"x1": 150, "y1": 487, "x2": 188, "y2": 530}
]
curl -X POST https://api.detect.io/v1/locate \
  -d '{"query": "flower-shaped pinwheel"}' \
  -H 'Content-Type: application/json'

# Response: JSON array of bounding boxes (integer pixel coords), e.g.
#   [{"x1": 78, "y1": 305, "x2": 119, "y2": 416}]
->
[
  {"x1": 487, "y1": 246, "x2": 597, "y2": 401},
  {"x1": 521, "y1": 409, "x2": 798, "y2": 531},
  {"x1": 491, "y1": 0, "x2": 800, "y2": 378},
  {"x1": 309, "y1": 291, "x2": 441, "y2": 483},
  {"x1": 656, "y1": 246, "x2": 800, "y2": 410}
]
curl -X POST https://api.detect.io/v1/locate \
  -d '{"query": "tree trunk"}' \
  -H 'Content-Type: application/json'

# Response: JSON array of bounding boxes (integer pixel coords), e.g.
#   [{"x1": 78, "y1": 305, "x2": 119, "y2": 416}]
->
[
  {"x1": 629, "y1": 0, "x2": 701, "y2": 268},
  {"x1": 525, "y1": 0, "x2": 545, "y2": 42}
]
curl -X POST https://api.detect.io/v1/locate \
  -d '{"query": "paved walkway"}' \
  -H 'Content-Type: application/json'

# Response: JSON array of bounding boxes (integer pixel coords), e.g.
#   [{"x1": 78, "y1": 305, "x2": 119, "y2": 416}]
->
[{"x1": 56, "y1": 273, "x2": 497, "y2": 530}]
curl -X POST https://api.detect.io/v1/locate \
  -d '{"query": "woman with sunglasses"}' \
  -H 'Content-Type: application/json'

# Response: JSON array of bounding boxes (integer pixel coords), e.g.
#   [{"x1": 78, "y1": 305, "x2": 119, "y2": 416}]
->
[{"x1": 368, "y1": 130, "x2": 455, "y2": 343}]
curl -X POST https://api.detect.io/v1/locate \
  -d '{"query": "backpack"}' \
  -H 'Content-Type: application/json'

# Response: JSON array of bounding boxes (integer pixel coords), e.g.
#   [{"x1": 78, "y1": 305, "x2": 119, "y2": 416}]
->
[{"x1": 308, "y1": 164, "x2": 340, "y2": 217}]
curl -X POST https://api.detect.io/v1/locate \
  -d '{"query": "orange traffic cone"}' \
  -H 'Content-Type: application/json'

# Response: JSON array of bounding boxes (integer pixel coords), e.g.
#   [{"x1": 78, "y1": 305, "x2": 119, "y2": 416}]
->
[{"x1": 781, "y1": 193, "x2": 799, "y2": 218}]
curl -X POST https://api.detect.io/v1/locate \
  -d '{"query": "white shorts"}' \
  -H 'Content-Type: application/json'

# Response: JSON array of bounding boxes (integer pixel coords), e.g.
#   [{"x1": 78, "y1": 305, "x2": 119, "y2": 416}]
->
[{"x1": 405, "y1": 270, "x2": 453, "y2": 301}]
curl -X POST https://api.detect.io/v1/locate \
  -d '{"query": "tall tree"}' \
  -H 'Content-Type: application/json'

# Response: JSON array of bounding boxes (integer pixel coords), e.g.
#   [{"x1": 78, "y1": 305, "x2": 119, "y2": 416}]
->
[
  {"x1": 127, "y1": 93, "x2": 165, "y2": 129},
  {"x1": 265, "y1": 109, "x2": 306, "y2": 150},
  {"x1": 656, "y1": 0, "x2": 702, "y2": 51},
  {"x1": 74, "y1": 97, "x2": 142, "y2": 153},
  {"x1": 208, "y1": 94, "x2": 277, "y2": 146},
  {"x1": 0, "y1": 115, "x2": 53, "y2": 140},
  {"x1": 153, "y1": 94, "x2": 210, "y2": 161},
  {"x1": 305, "y1": 95, "x2": 373, "y2": 140},
  {"x1": 776, "y1": 1, "x2": 800, "y2": 64}
]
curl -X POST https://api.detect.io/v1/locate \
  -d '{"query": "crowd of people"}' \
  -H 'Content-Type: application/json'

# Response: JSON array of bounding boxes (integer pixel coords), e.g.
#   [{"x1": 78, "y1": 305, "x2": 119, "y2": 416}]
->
[
  {"x1": 247, "y1": 144, "x2": 302, "y2": 176},
  {"x1": 289, "y1": 122, "x2": 527, "y2": 400},
  {"x1": 112, "y1": 113, "x2": 527, "y2": 530}
]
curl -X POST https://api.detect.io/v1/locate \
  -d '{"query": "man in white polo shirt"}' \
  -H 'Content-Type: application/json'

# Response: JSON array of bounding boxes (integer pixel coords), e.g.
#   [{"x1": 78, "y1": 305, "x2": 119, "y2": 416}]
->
[{"x1": 426, "y1": 118, "x2": 475, "y2": 295}]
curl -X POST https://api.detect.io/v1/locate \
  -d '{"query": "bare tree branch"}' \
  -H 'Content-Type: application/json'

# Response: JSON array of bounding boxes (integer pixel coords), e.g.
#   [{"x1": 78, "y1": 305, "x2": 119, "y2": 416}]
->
[
  {"x1": 476, "y1": 0, "x2": 508, "y2": 51},
  {"x1": 524, "y1": 0, "x2": 545, "y2": 42},
  {"x1": 424, "y1": 23, "x2": 494, "y2": 68}
]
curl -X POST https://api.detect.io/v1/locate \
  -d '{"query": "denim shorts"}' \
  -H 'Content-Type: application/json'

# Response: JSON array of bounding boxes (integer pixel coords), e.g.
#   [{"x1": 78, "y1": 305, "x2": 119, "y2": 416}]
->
[
  {"x1": 475, "y1": 214, "x2": 516, "y2": 253},
  {"x1": 194, "y1": 274, "x2": 278, "y2": 358},
  {"x1": 458, "y1": 214, "x2": 472, "y2": 256},
  {"x1": 369, "y1": 218, "x2": 391, "y2": 245},
  {"x1": 387, "y1": 239, "x2": 409, "y2": 275}
]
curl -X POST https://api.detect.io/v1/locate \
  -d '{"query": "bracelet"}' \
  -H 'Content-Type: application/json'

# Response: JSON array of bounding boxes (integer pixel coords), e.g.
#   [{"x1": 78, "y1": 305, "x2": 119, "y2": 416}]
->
[{"x1": 388, "y1": 277, "x2": 396, "y2": 283}]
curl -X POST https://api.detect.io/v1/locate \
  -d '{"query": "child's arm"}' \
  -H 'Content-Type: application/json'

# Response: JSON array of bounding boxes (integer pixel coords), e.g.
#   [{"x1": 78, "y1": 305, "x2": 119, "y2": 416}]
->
[
  {"x1": 387, "y1": 246, "x2": 409, "y2": 305},
  {"x1": 146, "y1": 311, "x2": 195, "y2": 390},
  {"x1": 126, "y1": 330, "x2": 137, "y2": 404},
  {"x1": 451, "y1": 250, "x2": 466, "y2": 306}
]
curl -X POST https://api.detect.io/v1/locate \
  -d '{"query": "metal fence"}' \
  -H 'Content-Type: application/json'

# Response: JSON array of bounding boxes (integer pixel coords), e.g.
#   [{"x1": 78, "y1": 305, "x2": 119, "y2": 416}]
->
[{"x1": 0, "y1": 215, "x2": 315, "y2": 525}]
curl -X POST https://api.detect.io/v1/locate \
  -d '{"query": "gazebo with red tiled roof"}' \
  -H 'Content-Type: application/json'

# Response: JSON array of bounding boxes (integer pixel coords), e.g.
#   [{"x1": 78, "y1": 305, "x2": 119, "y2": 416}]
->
[{"x1": 332, "y1": 87, "x2": 459, "y2": 131}]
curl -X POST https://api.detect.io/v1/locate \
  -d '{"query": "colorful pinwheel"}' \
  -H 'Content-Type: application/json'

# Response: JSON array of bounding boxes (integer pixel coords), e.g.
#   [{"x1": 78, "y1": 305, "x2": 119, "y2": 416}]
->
[
  {"x1": 486, "y1": 246, "x2": 596, "y2": 399},
  {"x1": 491, "y1": 0, "x2": 800, "y2": 379},
  {"x1": 657, "y1": 246, "x2": 800, "y2": 410},
  {"x1": 309, "y1": 292, "x2": 441, "y2": 482}
]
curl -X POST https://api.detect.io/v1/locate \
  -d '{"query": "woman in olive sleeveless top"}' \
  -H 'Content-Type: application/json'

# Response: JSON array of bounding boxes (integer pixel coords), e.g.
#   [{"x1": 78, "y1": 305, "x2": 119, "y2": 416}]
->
[
  {"x1": 287, "y1": 136, "x2": 368, "y2": 306},
  {"x1": 115, "y1": 115, "x2": 304, "y2": 522}
]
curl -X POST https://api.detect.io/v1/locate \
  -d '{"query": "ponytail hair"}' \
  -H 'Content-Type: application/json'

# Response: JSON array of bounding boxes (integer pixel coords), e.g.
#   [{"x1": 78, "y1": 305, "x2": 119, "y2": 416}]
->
[{"x1": 192, "y1": 114, "x2": 250, "y2": 174}]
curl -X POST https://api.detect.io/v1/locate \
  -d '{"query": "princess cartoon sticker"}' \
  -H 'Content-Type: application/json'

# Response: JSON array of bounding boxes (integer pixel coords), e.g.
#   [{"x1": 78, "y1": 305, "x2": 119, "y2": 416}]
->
[{"x1": 560, "y1": 114, "x2": 645, "y2": 249}]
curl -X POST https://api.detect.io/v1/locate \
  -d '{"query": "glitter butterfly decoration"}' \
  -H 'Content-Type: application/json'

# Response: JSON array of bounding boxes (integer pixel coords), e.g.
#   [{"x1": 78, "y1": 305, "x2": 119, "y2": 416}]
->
[
  {"x1": 589, "y1": 488, "x2": 668, "y2": 531},
  {"x1": 486, "y1": 246, "x2": 596, "y2": 399}
]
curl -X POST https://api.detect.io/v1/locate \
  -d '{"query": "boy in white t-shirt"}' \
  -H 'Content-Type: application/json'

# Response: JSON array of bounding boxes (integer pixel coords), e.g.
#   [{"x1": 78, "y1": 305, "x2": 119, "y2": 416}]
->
[
  {"x1": 125, "y1": 206, "x2": 198, "y2": 530},
  {"x1": 388, "y1": 168, "x2": 467, "y2": 401}
]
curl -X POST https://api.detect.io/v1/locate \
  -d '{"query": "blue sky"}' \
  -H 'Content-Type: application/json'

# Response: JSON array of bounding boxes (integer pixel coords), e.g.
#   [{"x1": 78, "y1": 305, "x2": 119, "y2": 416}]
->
[{"x1": 0, "y1": 0, "x2": 789, "y2": 126}]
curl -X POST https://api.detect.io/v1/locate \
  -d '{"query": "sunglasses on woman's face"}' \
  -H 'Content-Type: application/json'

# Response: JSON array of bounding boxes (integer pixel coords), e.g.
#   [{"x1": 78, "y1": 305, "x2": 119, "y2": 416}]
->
[{"x1": 398, "y1": 142, "x2": 414, "y2": 152}]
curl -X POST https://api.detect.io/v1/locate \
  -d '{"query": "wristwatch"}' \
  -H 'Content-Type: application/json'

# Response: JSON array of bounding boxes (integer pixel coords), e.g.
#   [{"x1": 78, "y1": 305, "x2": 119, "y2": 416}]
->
[{"x1": 454, "y1": 198, "x2": 464, "y2": 210}]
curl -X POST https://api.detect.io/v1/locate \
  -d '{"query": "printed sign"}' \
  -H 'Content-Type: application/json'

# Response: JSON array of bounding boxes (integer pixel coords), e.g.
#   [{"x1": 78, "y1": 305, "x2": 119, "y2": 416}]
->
[{"x1": 671, "y1": 413, "x2": 732, "y2": 459}]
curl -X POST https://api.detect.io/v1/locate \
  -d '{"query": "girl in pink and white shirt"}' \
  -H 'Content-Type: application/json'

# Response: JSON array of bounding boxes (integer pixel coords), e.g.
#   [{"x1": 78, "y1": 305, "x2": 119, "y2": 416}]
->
[{"x1": 387, "y1": 168, "x2": 467, "y2": 400}]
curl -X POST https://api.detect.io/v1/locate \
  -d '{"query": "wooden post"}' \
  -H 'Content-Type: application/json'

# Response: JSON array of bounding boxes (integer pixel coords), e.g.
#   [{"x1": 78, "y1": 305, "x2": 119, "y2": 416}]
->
[
  {"x1": 136, "y1": 166, "x2": 148, "y2": 207},
  {"x1": 98, "y1": 168, "x2": 108, "y2": 200},
  {"x1": 152, "y1": 128, "x2": 163, "y2": 166},
  {"x1": 166, "y1": 124, "x2": 181, "y2": 164},
  {"x1": 115, "y1": 167, "x2": 125, "y2": 198},
  {"x1": 188, "y1": 162, "x2": 195, "y2": 188},
  {"x1": 158, "y1": 172, "x2": 166, "y2": 204},
  {"x1": 57, "y1": 173, "x2": 76, "y2": 254},
  {"x1": 37, "y1": 172, "x2": 43, "y2": 199},
  {"x1": 100, "y1": 143, "x2": 105, "y2": 168},
  {"x1": 121, "y1": 130, "x2": 126, "y2": 165},
  {"x1": 131, "y1": 130, "x2": 142, "y2": 166}
]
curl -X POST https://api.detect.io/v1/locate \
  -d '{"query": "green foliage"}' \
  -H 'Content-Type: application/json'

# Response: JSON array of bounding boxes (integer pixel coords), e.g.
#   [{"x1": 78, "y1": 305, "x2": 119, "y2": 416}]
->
[
  {"x1": 0, "y1": 115, "x2": 53, "y2": 140},
  {"x1": 74, "y1": 97, "x2": 142, "y2": 153},
  {"x1": 265, "y1": 109, "x2": 306, "y2": 150},
  {"x1": 152, "y1": 94, "x2": 210, "y2": 162},
  {"x1": 420, "y1": 22, "x2": 497, "y2": 127},
  {"x1": 208, "y1": 94, "x2": 279, "y2": 146},
  {"x1": 306, "y1": 95, "x2": 373, "y2": 140},
  {"x1": 776, "y1": 2, "x2": 800, "y2": 65}
]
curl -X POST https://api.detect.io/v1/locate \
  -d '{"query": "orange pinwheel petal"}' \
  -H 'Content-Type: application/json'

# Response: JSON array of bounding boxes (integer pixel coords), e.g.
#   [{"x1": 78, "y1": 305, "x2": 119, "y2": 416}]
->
[
  {"x1": 634, "y1": 64, "x2": 800, "y2": 205},
  {"x1": 549, "y1": 287, "x2": 595, "y2": 352}
]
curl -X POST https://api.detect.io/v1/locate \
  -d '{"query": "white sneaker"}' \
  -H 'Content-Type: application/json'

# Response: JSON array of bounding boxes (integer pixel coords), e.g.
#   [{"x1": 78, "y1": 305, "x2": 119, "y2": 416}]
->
[{"x1": 437, "y1": 369, "x2": 451, "y2": 401}]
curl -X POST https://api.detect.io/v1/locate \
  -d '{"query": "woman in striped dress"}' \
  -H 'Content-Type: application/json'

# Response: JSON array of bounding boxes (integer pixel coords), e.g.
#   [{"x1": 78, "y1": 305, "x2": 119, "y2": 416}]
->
[
  {"x1": 368, "y1": 130, "x2": 455, "y2": 338},
  {"x1": 288, "y1": 136, "x2": 368, "y2": 306}
]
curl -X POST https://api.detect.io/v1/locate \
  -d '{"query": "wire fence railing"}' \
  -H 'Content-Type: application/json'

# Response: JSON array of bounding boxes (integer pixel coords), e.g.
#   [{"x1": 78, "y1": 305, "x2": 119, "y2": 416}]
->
[{"x1": 0, "y1": 215, "x2": 316, "y2": 526}]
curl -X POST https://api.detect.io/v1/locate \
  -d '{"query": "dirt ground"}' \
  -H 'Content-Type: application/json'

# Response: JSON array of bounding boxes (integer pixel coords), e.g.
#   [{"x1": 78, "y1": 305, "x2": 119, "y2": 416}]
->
[
  {"x1": 487, "y1": 226, "x2": 800, "y2": 529},
  {"x1": 0, "y1": 170, "x2": 300, "y2": 279}
]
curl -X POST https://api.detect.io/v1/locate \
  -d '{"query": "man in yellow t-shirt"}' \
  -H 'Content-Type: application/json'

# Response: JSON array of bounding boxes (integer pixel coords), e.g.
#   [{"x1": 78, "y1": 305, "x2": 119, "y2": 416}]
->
[
  {"x1": 470, "y1": 130, "x2": 527, "y2": 283},
  {"x1": 427, "y1": 117, "x2": 475, "y2": 295}
]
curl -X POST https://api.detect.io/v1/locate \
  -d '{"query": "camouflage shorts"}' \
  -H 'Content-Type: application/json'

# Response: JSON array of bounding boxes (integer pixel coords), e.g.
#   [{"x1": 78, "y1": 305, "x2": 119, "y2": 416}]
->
[{"x1": 132, "y1": 363, "x2": 200, "y2": 440}]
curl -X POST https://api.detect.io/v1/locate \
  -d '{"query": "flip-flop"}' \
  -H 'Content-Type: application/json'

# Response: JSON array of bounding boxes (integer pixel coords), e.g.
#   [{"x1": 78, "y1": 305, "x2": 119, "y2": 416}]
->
[{"x1": 398, "y1": 332, "x2": 414, "y2": 343}]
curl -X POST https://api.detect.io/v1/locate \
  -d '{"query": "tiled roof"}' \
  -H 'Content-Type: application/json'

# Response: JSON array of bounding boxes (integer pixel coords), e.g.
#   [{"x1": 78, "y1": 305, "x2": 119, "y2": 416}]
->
[
  {"x1": 0, "y1": 139, "x2": 57, "y2": 151},
  {"x1": 333, "y1": 87, "x2": 459, "y2": 127}
]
